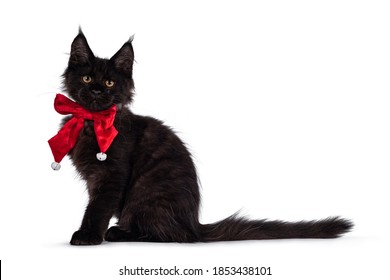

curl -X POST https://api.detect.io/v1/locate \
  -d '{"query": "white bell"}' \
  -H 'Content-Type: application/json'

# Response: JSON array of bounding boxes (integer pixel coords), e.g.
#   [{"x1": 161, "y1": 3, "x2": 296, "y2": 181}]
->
[
  {"x1": 51, "y1": 162, "x2": 61, "y2": 171},
  {"x1": 96, "y1": 152, "x2": 107, "y2": 161}
]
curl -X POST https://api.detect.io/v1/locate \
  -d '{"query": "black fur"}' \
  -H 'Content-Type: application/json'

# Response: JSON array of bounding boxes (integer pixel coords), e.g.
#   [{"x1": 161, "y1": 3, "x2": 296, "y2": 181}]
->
[{"x1": 59, "y1": 30, "x2": 353, "y2": 245}]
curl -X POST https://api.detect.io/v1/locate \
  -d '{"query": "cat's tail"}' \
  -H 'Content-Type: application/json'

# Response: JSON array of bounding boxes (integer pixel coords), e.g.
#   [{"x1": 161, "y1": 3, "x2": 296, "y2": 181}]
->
[{"x1": 199, "y1": 214, "x2": 353, "y2": 241}]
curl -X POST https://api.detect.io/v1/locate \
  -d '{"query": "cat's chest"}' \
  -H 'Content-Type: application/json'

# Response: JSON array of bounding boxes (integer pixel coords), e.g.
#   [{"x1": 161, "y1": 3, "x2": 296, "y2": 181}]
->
[
  {"x1": 70, "y1": 121, "x2": 101, "y2": 159},
  {"x1": 80, "y1": 120, "x2": 95, "y2": 137},
  {"x1": 68, "y1": 120, "x2": 114, "y2": 180},
  {"x1": 69, "y1": 119, "x2": 132, "y2": 165},
  {"x1": 78, "y1": 120, "x2": 98, "y2": 144}
]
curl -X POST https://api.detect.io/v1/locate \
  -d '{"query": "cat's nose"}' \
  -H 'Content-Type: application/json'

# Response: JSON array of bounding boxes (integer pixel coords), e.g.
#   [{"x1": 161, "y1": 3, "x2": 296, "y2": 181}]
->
[{"x1": 91, "y1": 89, "x2": 101, "y2": 96}]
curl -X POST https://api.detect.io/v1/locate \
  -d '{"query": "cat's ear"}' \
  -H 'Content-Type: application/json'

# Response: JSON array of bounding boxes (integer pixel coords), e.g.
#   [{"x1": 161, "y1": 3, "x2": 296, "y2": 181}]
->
[
  {"x1": 111, "y1": 37, "x2": 134, "y2": 76},
  {"x1": 69, "y1": 29, "x2": 94, "y2": 65}
]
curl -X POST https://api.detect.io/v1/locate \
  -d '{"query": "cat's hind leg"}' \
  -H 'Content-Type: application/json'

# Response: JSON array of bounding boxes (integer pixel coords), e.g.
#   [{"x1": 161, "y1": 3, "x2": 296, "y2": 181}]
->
[
  {"x1": 108, "y1": 208, "x2": 200, "y2": 243},
  {"x1": 104, "y1": 226, "x2": 134, "y2": 242},
  {"x1": 104, "y1": 224, "x2": 182, "y2": 242}
]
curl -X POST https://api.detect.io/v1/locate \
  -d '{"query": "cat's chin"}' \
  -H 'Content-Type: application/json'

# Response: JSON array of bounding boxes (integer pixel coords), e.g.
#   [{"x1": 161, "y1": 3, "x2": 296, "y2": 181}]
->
[
  {"x1": 89, "y1": 100, "x2": 106, "y2": 111},
  {"x1": 78, "y1": 98, "x2": 112, "y2": 112}
]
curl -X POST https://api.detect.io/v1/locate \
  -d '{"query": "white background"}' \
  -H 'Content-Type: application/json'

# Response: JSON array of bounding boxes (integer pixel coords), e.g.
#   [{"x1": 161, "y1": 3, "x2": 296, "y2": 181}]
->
[{"x1": 1, "y1": 0, "x2": 389, "y2": 279}]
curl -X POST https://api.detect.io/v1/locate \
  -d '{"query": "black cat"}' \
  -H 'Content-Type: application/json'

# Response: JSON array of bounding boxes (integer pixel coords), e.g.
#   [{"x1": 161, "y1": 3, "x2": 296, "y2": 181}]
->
[{"x1": 54, "y1": 30, "x2": 352, "y2": 245}]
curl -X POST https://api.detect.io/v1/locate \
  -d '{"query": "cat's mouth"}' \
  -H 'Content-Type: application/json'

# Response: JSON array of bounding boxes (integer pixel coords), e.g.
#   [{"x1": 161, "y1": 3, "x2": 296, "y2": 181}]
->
[
  {"x1": 90, "y1": 100, "x2": 101, "y2": 110},
  {"x1": 78, "y1": 96, "x2": 112, "y2": 112}
]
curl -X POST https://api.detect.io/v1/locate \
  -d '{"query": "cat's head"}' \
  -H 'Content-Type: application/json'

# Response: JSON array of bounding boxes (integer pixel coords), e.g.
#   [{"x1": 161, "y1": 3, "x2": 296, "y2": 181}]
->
[{"x1": 63, "y1": 30, "x2": 135, "y2": 111}]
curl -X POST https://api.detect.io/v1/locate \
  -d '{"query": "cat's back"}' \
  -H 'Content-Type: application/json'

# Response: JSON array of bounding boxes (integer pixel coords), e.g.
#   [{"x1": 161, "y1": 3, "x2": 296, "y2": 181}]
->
[
  {"x1": 127, "y1": 111, "x2": 193, "y2": 162},
  {"x1": 130, "y1": 111, "x2": 196, "y2": 178}
]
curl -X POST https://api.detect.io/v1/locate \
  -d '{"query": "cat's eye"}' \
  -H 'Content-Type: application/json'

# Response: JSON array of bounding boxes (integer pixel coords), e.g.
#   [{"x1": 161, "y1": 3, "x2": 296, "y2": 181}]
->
[
  {"x1": 105, "y1": 80, "x2": 115, "y2": 88},
  {"x1": 82, "y1": 75, "x2": 92, "y2": 84}
]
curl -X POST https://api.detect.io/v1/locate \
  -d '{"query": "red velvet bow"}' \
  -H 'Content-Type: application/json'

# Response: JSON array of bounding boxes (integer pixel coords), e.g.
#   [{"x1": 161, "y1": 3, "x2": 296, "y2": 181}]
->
[{"x1": 48, "y1": 94, "x2": 118, "y2": 165}]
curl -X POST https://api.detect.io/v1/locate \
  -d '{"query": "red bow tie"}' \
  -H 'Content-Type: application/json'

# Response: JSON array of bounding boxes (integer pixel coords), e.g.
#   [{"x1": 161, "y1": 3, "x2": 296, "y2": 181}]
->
[{"x1": 48, "y1": 94, "x2": 118, "y2": 170}]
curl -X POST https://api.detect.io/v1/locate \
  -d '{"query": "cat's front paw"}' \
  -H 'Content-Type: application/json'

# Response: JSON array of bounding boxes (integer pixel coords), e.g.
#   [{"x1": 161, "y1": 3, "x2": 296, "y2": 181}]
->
[{"x1": 70, "y1": 230, "x2": 103, "y2": 245}]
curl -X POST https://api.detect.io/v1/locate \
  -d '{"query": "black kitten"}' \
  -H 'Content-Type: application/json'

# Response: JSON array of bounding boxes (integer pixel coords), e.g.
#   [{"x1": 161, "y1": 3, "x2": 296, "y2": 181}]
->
[{"x1": 59, "y1": 30, "x2": 352, "y2": 245}]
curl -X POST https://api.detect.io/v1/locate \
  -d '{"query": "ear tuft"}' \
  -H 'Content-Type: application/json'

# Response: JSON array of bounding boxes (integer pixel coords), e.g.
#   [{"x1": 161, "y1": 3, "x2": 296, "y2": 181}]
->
[
  {"x1": 111, "y1": 41, "x2": 134, "y2": 76},
  {"x1": 69, "y1": 31, "x2": 94, "y2": 65}
]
